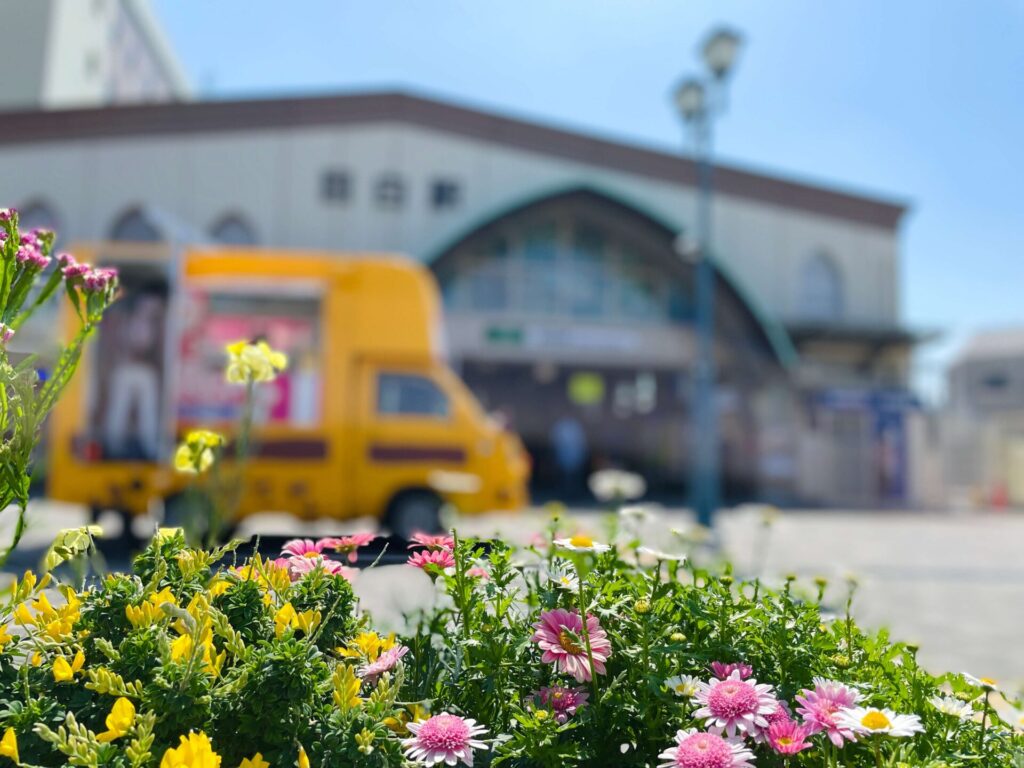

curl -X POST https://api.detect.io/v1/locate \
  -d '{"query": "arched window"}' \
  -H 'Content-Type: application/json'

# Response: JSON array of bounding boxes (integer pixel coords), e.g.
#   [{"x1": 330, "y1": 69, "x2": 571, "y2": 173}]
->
[
  {"x1": 109, "y1": 207, "x2": 162, "y2": 242},
  {"x1": 17, "y1": 199, "x2": 60, "y2": 232},
  {"x1": 210, "y1": 214, "x2": 258, "y2": 245},
  {"x1": 797, "y1": 252, "x2": 844, "y2": 322}
]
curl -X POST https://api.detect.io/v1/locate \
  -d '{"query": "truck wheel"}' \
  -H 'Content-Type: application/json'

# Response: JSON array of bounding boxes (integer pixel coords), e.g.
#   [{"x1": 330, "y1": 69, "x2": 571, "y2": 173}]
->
[{"x1": 385, "y1": 491, "x2": 443, "y2": 539}]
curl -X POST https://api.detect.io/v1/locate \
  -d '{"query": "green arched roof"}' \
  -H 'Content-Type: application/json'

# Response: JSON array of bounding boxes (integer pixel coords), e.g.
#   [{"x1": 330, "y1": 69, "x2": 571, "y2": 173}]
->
[{"x1": 420, "y1": 181, "x2": 798, "y2": 369}]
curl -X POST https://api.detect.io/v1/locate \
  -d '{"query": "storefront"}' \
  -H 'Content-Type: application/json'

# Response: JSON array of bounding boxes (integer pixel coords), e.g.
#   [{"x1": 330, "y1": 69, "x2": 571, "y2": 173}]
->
[{"x1": 432, "y1": 187, "x2": 800, "y2": 502}]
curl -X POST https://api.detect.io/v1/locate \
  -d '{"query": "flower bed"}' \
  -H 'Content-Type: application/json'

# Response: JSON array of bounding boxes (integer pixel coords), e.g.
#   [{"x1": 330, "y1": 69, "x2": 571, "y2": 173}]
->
[{"x1": 0, "y1": 526, "x2": 1020, "y2": 767}]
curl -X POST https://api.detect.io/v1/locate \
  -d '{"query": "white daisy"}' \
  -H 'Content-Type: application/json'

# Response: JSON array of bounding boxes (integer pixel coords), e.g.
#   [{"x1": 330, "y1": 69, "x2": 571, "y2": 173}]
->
[
  {"x1": 545, "y1": 563, "x2": 580, "y2": 591},
  {"x1": 637, "y1": 546, "x2": 686, "y2": 562},
  {"x1": 665, "y1": 674, "x2": 700, "y2": 698},
  {"x1": 588, "y1": 469, "x2": 646, "y2": 502},
  {"x1": 836, "y1": 706, "x2": 924, "y2": 737},
  {"x1": 619, "y1": 504, "x2": 657, "y2": 524},
  {"x1": 930, "y1": 696, "x2": 973, "y2": 720},
  {"x1": 1002, "y1": 708, "x2": 1024, "y2": 732},
  {"x1": 553, "y1": 534, "x2": 611, "y2": 553},
  {"x1": 962, "y1": 673, "x2": 1000, "y2": 692}
]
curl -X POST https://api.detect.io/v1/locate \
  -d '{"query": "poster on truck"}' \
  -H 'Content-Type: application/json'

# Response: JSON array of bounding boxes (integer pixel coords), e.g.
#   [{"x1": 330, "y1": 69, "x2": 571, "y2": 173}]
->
[{"x1": 175, "y1": 287, "x2": 324, "y2": 429}]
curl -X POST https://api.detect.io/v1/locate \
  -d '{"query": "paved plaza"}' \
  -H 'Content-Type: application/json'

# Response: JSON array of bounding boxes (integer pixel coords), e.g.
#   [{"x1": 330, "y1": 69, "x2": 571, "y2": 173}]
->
[{"x1": 4, "y1": 501, "x2": 1023, "y2": 691}]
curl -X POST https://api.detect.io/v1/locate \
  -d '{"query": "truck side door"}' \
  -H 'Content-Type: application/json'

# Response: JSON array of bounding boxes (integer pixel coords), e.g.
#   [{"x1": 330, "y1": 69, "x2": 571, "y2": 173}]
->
[{"x1": 354, "y1": 361, "x2": 469, "y2": 519}]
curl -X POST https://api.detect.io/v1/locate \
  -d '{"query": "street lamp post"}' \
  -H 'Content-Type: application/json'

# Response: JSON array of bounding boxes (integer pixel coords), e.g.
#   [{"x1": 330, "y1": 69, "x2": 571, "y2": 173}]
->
[{"x1": 674, "y1": 27, "x2": 742, "y2": 531}]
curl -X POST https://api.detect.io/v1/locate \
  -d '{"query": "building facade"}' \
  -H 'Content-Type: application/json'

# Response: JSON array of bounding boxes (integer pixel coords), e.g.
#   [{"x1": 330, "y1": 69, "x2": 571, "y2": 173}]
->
[
  {"x1": 0, "y1": 86, "x2": 916, "y2": 505},
  {"x1": 0, "y1": 0, "x2": 190, "y2": 111}
]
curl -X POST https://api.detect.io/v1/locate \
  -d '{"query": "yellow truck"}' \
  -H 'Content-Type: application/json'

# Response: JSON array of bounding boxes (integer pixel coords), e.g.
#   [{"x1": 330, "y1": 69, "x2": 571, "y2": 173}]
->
[{"x1": 48, "y1": 243, "x2": 529, "y2": 540}]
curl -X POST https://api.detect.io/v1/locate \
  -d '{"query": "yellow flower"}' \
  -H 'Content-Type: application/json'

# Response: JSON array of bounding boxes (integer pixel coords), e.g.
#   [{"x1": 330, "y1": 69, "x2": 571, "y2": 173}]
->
[
  {"x1": 0, "y1": 727, "x2": 17, "y2": 763},
  {"x1": 332, "y1": 664, "x2": 362, "y2": 711},
  {"x1": 274, "y1": 603, "x2": 297, "y2": 638},
  {"x1": 126, "y1": 602, "x2": 162, "y2": 629},
  {"x1": 225, "y1": 340, "x2": 288, "y2": 385},
  {"x1": 207, "y1": 579, "x2": 232, "y2": 598},
  {"x1": 0, "y1": 624, "x2": 13, "y2": 651},
  {"x1": 30, "y1": 652, "x2": 42, "y2": 667},
  {"x1": 127, "y1": 588, "x2": 177, "y2": 628},
  {"x1": 187, "y1": 430, "x2": 225, "y2": 449},
  {"x1": 239, "y1": 754, "x2": 269, "y2": 768},
  {"x1": 174, "y1": 444, "x2": 215, "y2": 475},
  {"x1": 339, "y1": 631, "x2": 395, "y2": 662},
  {"x1": 97, "y1": 697, "x2": 136, "y2": 742},
  {"x1": 13, "y1": 603, "x2": 34, "y2": 626},
  {"x1": 31, "y1": 592, "x2": 56, "y2": 619},
  {"x1": 296, "y1": 746, "x2": 310, "y2": 768},
  {"x1": 293, "y1": 610, "x2": 321, "y2": 636},
  {"x1": 160, "y1": 731, "x2": 222, "y2": 768},
  {"x1": 53, "y1": 649, "x2": 84, "y2": 682}
]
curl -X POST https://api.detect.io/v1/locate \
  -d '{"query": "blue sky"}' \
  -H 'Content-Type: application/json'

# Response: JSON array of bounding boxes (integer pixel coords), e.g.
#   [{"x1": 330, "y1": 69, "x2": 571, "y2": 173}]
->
[{"x1": 153, "y1": 0, "x2": 1024, "y2": 397}]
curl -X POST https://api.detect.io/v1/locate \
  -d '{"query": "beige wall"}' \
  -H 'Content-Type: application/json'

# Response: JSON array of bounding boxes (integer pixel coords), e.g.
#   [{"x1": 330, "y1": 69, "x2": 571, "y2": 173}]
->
[{"x1": 0, "y1": 120, "x2": 900, "y2": 329}]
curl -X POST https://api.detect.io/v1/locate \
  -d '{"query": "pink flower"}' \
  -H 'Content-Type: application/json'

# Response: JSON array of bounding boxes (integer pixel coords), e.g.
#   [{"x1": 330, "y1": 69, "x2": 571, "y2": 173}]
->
[
  {"x1": 751, "y1": 699, "x2": 793, "y2": 744},
  {"x1": 282, "y1": 538, "x2": 325, "y2": 558},
  {"x1": 360, "y1": 644, "x2": 409, "y2": 682},
  {"x1": 531, "y1": 608, "x2": 612, "y2": 683},
  {"x1": 407, "y1": 549, "x2": 456, "y2": 571},
  {"x1": 535, "y1": 685, "x2": 589, "y2": 724},
  {"x1": 62, "y1": 262, "x2": 90, "y2": 279},
  {"x1": 83, "y1": 267, "x2": 117, "y2": 292},
  {"x1": 0, "y1": 324, "x2": 13, "y2": 345},
  {"x1": 767, "y1": 720, "x2": 812, "y2": 755},
  {"x1": 285, "y1": 554, "x2": 357, "y2": 582},
  {"x1": 657, "y1": 728, "x2": 755, "y2": 768},
  {"x1": 408, "y1": 533, "x2": 455, "y2": 551},
  {"x1": 402, "y1": 713, "x2": 487, "y2": 766},
  {"x1": 795, "y1": 677, "x2": 861, "y2": 746},
  {"x1": 0, "y1": 208, "x2": 14, "y2": 222},
  {"x1": 710, "y1": 661, "x2": 753, "y2": 680},
  {"x1": 322, "y1": 533, "x2": 378, "y2": 563},
  {"x1": 693, "y1": 670, "x2": 779, "y2": 737},
  {"x1": 465, "y1": 566, "x2": 489, "y2": 580},
  {"x1": 16, "y1": 245, "x2": 49, "y2": 269}
]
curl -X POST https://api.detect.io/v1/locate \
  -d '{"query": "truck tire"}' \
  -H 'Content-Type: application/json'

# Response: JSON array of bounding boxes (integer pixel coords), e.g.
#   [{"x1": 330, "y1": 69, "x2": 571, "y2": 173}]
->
[{"x1": 385, "y1": 490, "x2": 443, "y2": 539}]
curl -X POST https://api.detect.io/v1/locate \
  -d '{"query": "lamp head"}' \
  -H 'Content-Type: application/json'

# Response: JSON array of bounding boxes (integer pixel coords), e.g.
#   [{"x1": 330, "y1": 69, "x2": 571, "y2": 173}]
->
[
  {"x1": 702, "y1": 27, "x2": 742, "y2": 79},
  {"x1": 673, "y1": 77, "x2": 706, "y2": 123}
]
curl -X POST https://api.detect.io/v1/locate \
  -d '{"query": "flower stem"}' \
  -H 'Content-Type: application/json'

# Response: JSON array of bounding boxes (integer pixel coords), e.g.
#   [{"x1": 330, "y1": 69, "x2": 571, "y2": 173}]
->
[
  {"x1": 978, "y1": 690, "x2": 991, "y2": 753},
  {"x1": 574, "y1": 562, "x2": 599, "y2": 704},
  {"x1": 872, "y1": 737, "x2": 884, "y2": 768}
]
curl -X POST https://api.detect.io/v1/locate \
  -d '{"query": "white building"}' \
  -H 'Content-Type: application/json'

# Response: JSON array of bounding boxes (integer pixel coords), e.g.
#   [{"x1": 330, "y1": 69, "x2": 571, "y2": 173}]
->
[
  {"x1": 0, "y1": 0, "x2": 189, "y2": 110},
  {"x1": 0, "y1": 6, "x2": 922, "y2": 506}
]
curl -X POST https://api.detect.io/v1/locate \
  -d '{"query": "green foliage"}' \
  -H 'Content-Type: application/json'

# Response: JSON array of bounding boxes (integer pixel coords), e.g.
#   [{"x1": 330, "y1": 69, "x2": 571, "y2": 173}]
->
[
  {"x1": 0, "y1": 535, "x2": 400, "y2": 767},
  {"x1": 1, "y1": 517, "x2": 1021, "y2": 766},
  {"x1": 407, "y1": 528, "x2": 1024, "y2": 767},
  {"x1": 0, "y1": 209, "x2": 118, "y2": 565}
]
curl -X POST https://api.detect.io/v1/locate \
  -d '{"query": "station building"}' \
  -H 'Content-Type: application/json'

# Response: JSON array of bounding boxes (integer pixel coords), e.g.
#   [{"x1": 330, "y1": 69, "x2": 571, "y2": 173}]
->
[{"x1": 0, "y1": 2, "x2": 921, "y2": 506}]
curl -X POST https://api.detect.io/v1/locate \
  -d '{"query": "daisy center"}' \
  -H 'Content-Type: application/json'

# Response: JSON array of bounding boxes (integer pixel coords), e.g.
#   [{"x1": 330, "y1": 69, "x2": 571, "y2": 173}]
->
[
  {"x1": 861, "y1": 711, "x2": 891, "y2": 730},
  {"x1": 417, "y1": 714, "x2": 471, "y2": 751},
  {"x1": 558, "y1": 629, "x2": 585, "y2": 655},
  {"x1": 707, "y1": 680, "x2": 759, "y2": 718},
  {"x1": 303, "y1": 551, "x2": 320, "y2": 558},
  {"x1": 676, "y1": 733, "x2": 733, "y2": 768},
  {"x1": 777, "y1": 736, "x2": 794, "y2": 746},
  {"x1": 569, "y1": 534, "x2": 593, "y2": 548}
]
